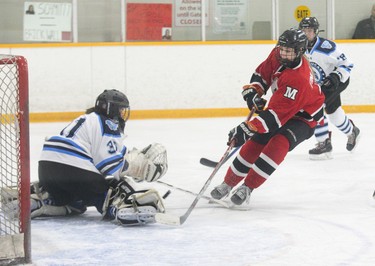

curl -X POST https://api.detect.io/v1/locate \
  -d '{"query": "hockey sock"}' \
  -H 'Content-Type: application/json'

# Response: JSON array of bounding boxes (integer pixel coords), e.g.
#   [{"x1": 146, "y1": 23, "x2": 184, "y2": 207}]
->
[
  {"x1": 245, "y1": 134, "x2": 289, "y2": 189},
  {"x1": 327, "y1": 107, "x2": 353, "y2": 135},
  {"x1": 224, "y1": 140, "x2": 264, "y2": 187},
  {"x1": 314, "y1": 115, "x2": 330, "y2": 142}
]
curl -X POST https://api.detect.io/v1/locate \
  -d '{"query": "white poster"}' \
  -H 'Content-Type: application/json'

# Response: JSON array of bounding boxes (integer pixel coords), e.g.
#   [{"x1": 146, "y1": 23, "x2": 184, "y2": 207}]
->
[
  {"x1": 24, "y1": 2, "x2": 72, "y2": 42},
  {"x1": 213, "y1": 0, "x2": 249, "y2": 33},
  {"x1": 175, "y1": 0, "x2": 209, "y2": 27}
]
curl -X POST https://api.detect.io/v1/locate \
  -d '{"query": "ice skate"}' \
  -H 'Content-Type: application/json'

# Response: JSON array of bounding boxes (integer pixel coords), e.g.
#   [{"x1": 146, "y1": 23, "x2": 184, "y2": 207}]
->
[
  {"x1": 210, "y1": 182, "x2": 232, "y2": 200},
  {"x1": 346, "y1": 120, "x2": 360, "y2": 152},
  {"x1": 230, "y1": 184, "x2": 252, "y2": 205},
  {"x1": 309, "y1": 133, "x2": 333, "y2": 160}
]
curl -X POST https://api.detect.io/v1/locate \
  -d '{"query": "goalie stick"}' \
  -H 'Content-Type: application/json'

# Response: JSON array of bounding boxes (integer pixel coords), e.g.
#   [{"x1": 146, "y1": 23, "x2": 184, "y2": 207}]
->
[
  {"x1": 155, "y1": 108, "x2": 255, "y2": 226},
  {"x1": 199, "y1": 107, "x2": 257, "y2": 168}
]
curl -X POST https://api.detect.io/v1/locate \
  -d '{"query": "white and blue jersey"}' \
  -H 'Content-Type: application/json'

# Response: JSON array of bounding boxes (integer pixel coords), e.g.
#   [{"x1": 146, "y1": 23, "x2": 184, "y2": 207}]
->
[
  {"x1": 305, "y1": 37, "x2": 353, "y2": 85},
  {"x1": 40, "y1": 112, "x2": 127, "y2": 179}
]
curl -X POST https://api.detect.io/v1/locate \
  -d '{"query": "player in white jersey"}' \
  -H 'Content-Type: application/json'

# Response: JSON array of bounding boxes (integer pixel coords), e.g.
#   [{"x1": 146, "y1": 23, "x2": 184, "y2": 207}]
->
[
  {"x1": 26, "y1": 89, "x2": 168, "y2": 225},
  {"x1": 299, "y1": 17, "x2": 360, "y2": 160}
]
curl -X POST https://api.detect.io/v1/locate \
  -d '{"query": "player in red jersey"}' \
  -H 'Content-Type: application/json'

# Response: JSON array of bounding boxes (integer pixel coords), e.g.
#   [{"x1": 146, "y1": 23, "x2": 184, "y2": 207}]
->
[{"x1": 211, "y1": 28, "x2": 325, "y2": 206}]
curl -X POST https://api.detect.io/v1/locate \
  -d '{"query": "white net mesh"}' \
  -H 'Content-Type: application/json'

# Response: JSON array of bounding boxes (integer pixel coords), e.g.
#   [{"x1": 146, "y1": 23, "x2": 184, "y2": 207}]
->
[{"x1": 0, "y1": 55, "x2": 21, "y2": 237}]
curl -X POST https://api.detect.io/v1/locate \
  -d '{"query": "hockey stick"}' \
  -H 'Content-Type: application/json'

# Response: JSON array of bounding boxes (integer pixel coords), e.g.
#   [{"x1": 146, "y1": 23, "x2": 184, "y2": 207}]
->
[
  {"x1": 199, "y1": 107, "x2": 257, "y2": 168},
  {"x1": 155, "y1": 140, "x2": 236, "y2": 226},
  {"x1": 157, "y1": 180, "x2": 251, "y2": 211},
  {"x1": 155, "y1": 109, "x2": 255, "y2": 226},
  {"x1": 156, "y1": 180, "x2": 230, "y2": 208},
  {"x1": 199, "y1": 147, "x2": 240, "y2": 168}
]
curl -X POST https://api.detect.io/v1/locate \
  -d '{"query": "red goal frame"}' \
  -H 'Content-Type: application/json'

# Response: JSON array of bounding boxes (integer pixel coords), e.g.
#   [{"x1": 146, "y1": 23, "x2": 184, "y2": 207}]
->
[{"x1": 0, "y1": 55, "x2": 31, "y2": 265}]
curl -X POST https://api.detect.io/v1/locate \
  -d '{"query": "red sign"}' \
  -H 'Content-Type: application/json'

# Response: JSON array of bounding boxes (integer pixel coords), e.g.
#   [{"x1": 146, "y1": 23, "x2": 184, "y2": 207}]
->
[{"x1": 126, "y1": 3, "x2": 172, "y2": 41}]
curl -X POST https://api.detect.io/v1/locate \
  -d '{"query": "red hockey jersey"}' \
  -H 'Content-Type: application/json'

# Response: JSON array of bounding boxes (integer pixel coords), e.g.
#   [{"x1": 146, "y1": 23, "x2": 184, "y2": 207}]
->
[{"x1": 247, "y1": 47, "x2": 325, "y2": 134}]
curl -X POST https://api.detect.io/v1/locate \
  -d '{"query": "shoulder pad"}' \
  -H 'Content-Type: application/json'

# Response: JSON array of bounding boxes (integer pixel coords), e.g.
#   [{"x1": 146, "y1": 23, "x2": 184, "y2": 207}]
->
[{"x1": 315, "y1": 38, "x2": 336, "y2": 54}]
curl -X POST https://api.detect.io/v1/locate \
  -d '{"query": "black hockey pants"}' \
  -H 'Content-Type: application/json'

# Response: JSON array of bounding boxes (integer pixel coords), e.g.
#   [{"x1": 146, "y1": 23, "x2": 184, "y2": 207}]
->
[
  {"x1": 38, "y1": 161, "x2": 109, "y2": 211},
  {"x1": 323, "y1": 78, "x2": 350, "y2": 114}
]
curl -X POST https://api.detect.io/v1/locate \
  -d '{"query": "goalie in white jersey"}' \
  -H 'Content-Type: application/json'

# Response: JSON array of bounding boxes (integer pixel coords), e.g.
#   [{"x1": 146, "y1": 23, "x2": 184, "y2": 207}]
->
[
  {"x1": 27, "y1": 89, "x2": 168, "y2": 225},
  {"x1": 299, "y1": 17, "x2": 361, "y2": 160}
]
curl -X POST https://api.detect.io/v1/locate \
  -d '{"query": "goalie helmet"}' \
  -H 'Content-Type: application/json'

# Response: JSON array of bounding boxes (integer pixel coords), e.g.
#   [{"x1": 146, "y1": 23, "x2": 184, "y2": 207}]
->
[
  {"x1": 277, "y1": 28, "x2": 307, "y2": 68},
  {"x1": 95, "y1": 89, "x2": 130, "y2": 131}
]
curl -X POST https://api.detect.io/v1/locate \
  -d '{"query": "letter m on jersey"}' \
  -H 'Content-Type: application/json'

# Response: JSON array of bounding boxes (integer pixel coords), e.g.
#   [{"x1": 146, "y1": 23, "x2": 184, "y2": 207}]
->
[{"x1": 284, "y1": 86, "x2": 298, "y2": 100}]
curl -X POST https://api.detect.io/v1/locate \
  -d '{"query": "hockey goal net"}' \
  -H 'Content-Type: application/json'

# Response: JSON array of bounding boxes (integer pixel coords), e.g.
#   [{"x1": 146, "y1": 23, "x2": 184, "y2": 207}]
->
[{"x1": 0, "y1": 55, "x2": 31, "y2": 265}]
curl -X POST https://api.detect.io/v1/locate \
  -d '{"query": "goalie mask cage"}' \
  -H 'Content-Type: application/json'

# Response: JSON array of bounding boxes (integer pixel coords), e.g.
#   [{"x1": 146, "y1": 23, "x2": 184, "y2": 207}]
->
[{"x1": 0, "y1": 55, "x2": 31, "y2": 265}]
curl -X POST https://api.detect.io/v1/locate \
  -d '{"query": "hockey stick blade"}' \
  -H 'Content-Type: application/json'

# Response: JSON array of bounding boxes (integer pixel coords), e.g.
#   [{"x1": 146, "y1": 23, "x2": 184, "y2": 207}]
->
[
  {"x1": 198, "y1": 108, "x2": 255, "y2": 169},
  {"x1": 200, "y1": 146, "x2": 240, "y2": 168},
  {"x1": 199, "y1": 157, "x2": 218, "y2": 168},
  {"x1": 199, "y1": 147, "x2": 240, "y2": 168},
  {"x1": 155, "y1": 212, "x2": 182, "y2": 226}
]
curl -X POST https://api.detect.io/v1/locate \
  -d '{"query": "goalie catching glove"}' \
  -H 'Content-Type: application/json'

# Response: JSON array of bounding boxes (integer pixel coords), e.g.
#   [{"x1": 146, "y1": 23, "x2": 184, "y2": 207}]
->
[{"x1": 121, "y1": 143, "x2": 168, "y2": 182}]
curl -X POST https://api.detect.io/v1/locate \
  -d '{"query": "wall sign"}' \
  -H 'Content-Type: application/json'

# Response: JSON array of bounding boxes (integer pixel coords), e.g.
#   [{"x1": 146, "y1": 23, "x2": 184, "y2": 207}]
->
[
  {"x1": 24, "y1": 2, "x2": 72, "y2": 42},
  {"x1": 126, "y1": 3, "x2": 172, "y2": 41}
]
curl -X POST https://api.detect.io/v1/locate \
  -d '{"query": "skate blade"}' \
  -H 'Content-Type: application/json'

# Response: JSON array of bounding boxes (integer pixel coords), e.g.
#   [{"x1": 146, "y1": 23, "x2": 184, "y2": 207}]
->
[
  {"x1": 309, "y1": 152, "x2": 333, "y2": 160},
  {"x1": 208, "y1": 199, "x2": 250, "y2": 211}
]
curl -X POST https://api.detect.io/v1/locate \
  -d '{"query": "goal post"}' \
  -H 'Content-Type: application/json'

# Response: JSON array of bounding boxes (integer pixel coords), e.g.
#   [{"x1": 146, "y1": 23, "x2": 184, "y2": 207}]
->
[{"x1": 0, "y1": 55, "x2": 31, "y2": 265}]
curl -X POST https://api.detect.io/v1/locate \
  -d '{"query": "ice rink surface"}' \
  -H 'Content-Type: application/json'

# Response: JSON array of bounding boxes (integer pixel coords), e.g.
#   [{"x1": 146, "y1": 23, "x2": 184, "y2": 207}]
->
[{"x1": 29, "y1": 113, "x2": 375, "y2": 266}]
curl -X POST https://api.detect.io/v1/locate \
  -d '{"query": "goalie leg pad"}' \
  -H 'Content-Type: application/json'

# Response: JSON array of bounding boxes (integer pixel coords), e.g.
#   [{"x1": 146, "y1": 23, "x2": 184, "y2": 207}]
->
[
  {"x1": 112, "y1": 205, "x2": 158, "y2": 225},
  {"x1": 0, "y1": 186, "x2": 18, "y2": 204},
  {"x1": 2, "y1": 199, "x2": 20, "y2": 220},
  {"x1": 2, "y1": 181, "x2": 87, "y2": 219},
  {"x1": 104, "y1": 184, "x2": 165, "y2": 226},
  {"x1": 31, "y1": 203, "x2": 86, "y2": 219},
  {"x1": 31, "y1": 205, "x2": 70, "y2": 219}
]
